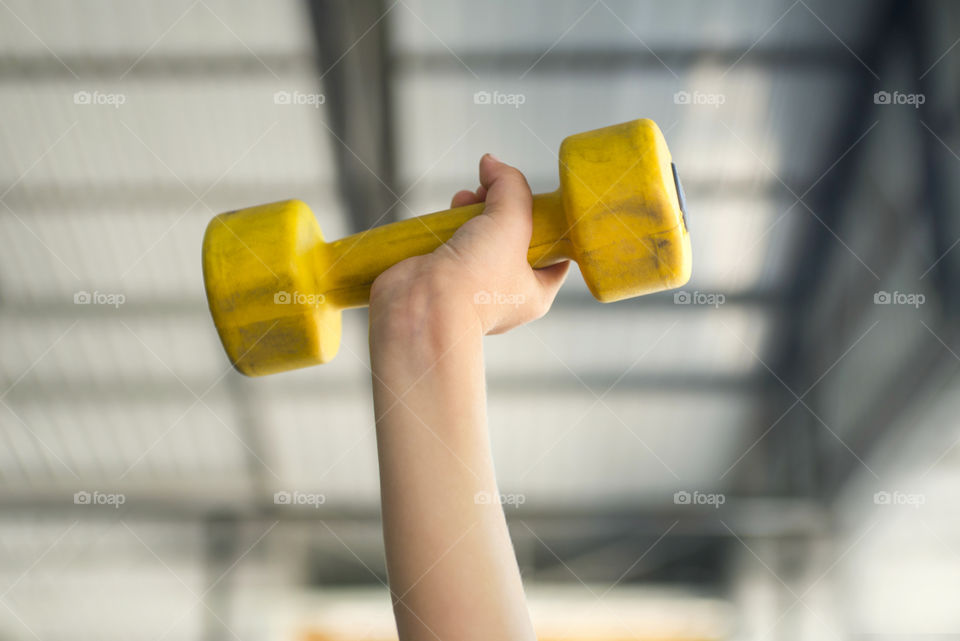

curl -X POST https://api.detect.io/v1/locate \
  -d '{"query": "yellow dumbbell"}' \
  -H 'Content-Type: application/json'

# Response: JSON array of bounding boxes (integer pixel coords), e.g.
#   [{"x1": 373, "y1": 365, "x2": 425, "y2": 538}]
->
[{"x1": 202, "y1": 118, "x2": 691, "y2": 376}]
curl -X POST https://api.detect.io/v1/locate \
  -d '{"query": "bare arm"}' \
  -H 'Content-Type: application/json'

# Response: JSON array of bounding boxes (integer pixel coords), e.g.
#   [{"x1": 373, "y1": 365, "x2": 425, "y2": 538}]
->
[{"x1": 368, "y1": 155, "x2": 570, "y2": 640}]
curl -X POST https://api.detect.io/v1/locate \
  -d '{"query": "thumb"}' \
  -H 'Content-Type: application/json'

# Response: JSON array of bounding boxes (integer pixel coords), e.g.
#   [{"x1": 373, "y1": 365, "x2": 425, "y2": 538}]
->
[{"x1": 478, "y1": 154, "x2": 533, "y2": 248}]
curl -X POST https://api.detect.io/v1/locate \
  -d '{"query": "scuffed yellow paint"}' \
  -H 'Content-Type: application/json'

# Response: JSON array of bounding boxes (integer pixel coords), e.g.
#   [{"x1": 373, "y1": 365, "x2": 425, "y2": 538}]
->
[{"x1": 202, "y1": 119, "x2": 691, "y2": 376}]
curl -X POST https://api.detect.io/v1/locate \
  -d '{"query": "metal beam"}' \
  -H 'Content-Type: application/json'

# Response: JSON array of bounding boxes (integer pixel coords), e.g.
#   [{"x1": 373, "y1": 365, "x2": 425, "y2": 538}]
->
[
  {"x1": 0, "y1": 174, "x2": 803, "y2": 218},
  {"x1": 1, "y1": 370, "x2": 765, "y2": 404},
  {"x1": 306, "y1": 0, "x2": 399, "y2": 231},
  {"x1": 0, "y1": 491, "x2": 828, "y2": 539},
  {"x1": 202, "y1": 513, "x2": 240, "y2": 641},
  {"x1": 0, "y1": 493, "x2": 827, "y2": 586},
  {"x1": 394, "y1": 44, "x2": 864, "y2": 75},
  {"x1": 835, "y1": 326, "x2": 957, "y2": 491},
  {"x1": 0, "y1": 180, "x2": 337, "y2": 211},
  {"x1": 912, "y1": 1, "x2": 960, "y2": 319},
  {"x1": 527, "y1": 532, "x2": 728, "y2": 586},
  {"x1": 0, "y1": 44, "x2": 861, "y2": 81},
  {"x1": 224, "y1": 375, "x2": 275, "y2": 501},
  {"x1": 747, "y1": 0, "x2": 906, "y2": 498},
  {"x1": 777, "y1": 0, "x2": 905, "y2": 340},
  {"x1": 828, "y1": 0, "x2": 960, "y2": 491},
  {"x1": 0, "y1": 52, "x2": 314, "y2": 79},
  {"x1": 2, "y1": 289, "x2": 776, "y2": 321}
]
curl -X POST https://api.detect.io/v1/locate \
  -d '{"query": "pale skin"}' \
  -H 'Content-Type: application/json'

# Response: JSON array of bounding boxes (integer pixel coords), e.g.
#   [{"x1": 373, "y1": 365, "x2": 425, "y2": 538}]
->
[{"x1": 368, "y1": 154, "x2": 570, "y2": 640}]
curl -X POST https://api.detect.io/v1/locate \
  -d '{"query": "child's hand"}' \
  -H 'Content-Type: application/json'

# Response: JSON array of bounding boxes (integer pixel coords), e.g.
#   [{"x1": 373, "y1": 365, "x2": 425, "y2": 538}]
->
[
  {"x1": 368, "y1": 153, "x2": 554, "y2": 639},
  {"x1": 370, "y1": 154, "x2": 570, "y2": 336}
]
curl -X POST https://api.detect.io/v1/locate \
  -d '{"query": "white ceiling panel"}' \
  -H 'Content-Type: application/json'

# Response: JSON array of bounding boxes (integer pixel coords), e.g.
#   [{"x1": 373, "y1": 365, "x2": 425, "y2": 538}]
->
[
  {"x1": 0, "y1": 397, "x2": 249, "y2": 486},
  {"x1": 0, "y1": 0, "x2": 310, "y2": 57},
  {"x1": 392, "y1": 0, "x2": 870, "y2": 53},
  {"x1": 485, "y1": 305, "x2": 769, "y2": 378},
  {"x1": 490, "y1": 389, "x2": 752, "y2": 499},
  {"x1": 0, "y1": 78, "x2": 336, "y2": 188}
]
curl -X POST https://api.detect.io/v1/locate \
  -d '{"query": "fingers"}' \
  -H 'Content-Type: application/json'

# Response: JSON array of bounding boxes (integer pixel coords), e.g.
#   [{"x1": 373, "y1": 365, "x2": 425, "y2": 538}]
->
[
  {"x1": 450, "y1": 190, "x2": 482, "y2": 208},
  {"x1": 477, "y1": 153, "x2": 533, "y2": 246}
]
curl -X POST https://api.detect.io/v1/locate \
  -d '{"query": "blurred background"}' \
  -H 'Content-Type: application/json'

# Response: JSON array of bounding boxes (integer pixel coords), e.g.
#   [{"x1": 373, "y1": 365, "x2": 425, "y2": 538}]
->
[{"x1": 1, "y1": 0, "x2": 959, "y2": 639}]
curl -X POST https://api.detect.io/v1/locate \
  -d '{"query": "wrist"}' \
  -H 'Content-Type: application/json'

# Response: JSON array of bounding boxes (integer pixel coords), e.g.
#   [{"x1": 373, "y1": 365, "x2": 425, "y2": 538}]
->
[{"x1": 369, "y1": 267, "x2": 483, "y2": 361}]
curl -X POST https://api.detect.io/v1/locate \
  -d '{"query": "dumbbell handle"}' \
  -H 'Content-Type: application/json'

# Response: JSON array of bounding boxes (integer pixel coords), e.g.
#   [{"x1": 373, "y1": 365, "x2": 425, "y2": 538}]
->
[{"x1": 322, "y1": 190, "x2": 572, "y2": 309}]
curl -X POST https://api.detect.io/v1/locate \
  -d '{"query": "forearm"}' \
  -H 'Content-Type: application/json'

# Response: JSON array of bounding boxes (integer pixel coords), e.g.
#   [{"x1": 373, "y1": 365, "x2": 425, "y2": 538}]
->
[{"x1": 369, "y1": 280, "x2": 535, "y2": 641}]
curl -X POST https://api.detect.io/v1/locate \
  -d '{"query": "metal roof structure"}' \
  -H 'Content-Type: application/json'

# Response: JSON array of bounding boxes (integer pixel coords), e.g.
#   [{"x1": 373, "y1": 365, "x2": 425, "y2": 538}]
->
[{"x1": 2, "y1": 1, "x2": 959, "y2": 639}]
